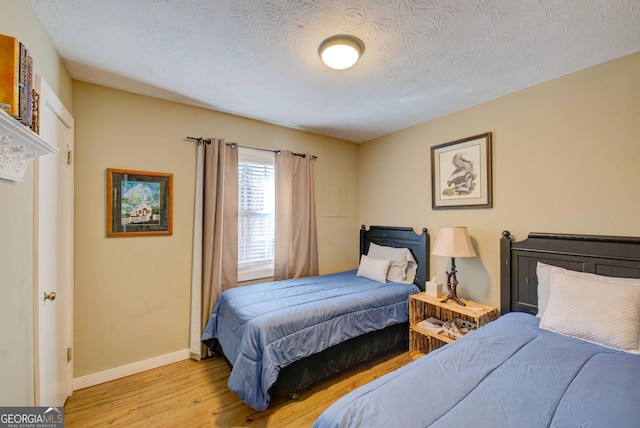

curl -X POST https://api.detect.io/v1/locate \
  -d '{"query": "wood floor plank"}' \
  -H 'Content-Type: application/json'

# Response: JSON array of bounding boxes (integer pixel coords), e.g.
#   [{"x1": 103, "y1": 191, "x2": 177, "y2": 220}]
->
[{"x1": 64, "y1": 348, "x2": 411, "y2": 427}]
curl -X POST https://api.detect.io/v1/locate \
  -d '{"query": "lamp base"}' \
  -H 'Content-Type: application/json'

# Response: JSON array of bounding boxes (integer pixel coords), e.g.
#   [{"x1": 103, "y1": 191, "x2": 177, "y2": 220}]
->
[
  {"x1": 441, "y1": 293, "x2": 466, "y2": 306},
  {"x1": 439, "y1": 257, "x2": 466, "y2": 306}
]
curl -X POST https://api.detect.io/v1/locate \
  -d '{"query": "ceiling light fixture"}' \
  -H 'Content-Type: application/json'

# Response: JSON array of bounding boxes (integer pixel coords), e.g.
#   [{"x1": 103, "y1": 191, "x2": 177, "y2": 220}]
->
[{"x1": 318, "y1": 35, "x2": 364, "y2": 70}]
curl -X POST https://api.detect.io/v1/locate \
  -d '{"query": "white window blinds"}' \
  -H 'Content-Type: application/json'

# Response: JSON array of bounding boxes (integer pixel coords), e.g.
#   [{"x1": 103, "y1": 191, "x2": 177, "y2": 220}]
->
[{"x1": 238, "y1": 147, "x2": 275, "y2": 280}]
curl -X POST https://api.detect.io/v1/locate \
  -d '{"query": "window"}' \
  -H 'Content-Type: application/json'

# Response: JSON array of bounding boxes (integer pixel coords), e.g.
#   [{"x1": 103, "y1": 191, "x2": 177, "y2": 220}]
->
[{"x1": 237, "y1": 147, "x2": 275, "y2": 281}]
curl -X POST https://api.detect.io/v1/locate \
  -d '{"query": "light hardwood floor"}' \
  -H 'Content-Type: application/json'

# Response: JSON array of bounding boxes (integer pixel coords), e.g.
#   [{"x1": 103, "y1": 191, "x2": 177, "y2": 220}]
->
[{"x1": 64, "y1": 348, "x2": 412, "y2": 427}]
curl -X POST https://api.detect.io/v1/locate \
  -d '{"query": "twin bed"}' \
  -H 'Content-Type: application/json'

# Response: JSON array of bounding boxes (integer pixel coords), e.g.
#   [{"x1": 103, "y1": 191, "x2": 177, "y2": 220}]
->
[
  {"x1": 314, "y1": 231, "x2": 640, "y2": 427},
  {"x1": 202, "y1": 225, "x2": 429, "y2": 411}
]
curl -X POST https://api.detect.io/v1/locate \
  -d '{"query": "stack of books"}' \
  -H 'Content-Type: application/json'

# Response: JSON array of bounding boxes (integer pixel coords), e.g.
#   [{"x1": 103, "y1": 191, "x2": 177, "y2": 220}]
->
[
  {"x1": 416, "y1": 317, "x2": 444, "y2": 334},
  {"x1": 0, "y1": 33, "x2": 34, "y2": 129}
]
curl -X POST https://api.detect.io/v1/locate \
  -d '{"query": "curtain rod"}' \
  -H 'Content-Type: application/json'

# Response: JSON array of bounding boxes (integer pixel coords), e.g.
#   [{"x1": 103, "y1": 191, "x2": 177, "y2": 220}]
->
[{"x1": 184, "y1": 136, "x2": 317, "y2": 160}]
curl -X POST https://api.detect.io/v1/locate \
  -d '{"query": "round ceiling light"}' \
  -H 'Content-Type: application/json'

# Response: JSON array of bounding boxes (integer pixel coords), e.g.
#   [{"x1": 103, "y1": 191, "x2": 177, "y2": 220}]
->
[{"x1": 318, "y1": 35, "x2": 364, "y2": 70}]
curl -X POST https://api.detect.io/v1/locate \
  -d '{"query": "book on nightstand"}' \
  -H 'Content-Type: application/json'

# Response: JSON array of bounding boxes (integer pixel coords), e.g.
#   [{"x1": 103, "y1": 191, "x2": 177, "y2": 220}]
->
[{"x1": 416, "y1": 317, "x2": 444, "y2": 334}]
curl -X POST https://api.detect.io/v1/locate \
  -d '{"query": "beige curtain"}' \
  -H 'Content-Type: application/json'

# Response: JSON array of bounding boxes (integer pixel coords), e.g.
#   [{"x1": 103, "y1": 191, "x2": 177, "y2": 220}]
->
[
  {"x1": 201, "y1": 139, "x2": 238, "y2": 357},
  {"x1": 274, "y1": 151, "x2": 319, "y2": 280}
]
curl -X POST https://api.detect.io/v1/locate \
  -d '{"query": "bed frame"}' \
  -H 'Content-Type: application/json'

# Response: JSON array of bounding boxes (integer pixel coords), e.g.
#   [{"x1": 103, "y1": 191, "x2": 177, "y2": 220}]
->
[
  {"x1": 500, "y1": 230, "x2": 640, "y2": 315},
  {"x1": 269, "y1": 225, "x2": 429, "y2": 399}
]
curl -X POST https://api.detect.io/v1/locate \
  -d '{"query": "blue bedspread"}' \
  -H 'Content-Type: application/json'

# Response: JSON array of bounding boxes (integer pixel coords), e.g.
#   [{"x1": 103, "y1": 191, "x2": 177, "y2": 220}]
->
[
  {"x1": 313, "y1": 312, "x2": 640, "y2": 428},
  {"x1": 201, "y1": 270, "x2": 420, "y2": 411}
]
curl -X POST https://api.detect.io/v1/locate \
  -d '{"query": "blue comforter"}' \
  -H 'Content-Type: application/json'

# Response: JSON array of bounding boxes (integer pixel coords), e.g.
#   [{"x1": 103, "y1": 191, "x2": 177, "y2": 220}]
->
[
  {"x1": 201, "y1": 270, "x2": 420, "y2": 411},
  {"x1": 314, "y1": 312, "x2": 640, "y2": 428}
]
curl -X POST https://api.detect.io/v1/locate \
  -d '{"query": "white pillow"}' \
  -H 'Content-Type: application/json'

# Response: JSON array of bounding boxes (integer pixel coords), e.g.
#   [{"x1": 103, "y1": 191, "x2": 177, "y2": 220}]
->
[
  {"x1": 535, "y1": 262, "x2": 553, "y2": 319},
  {"x1": 539, "y1": 268, "x2": 640, "y2": 351},
  {"x1": 356, "y1": 255, "x2": 391, "y2": 284},
  {"x1": 536, "y1": 262, "x2": 640, "y2": 319},
  {"x1": 367, "y1": 243, "x2": 417, "y2": 284},
  {"x1": 403, "y1": 263, "x2": 418, "y2": 285}
]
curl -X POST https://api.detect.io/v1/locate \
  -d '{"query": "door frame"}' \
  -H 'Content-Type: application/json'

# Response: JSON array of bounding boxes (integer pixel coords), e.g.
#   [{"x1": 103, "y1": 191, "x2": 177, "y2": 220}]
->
[{"x1": 33, "y1": 76, "x2": 75, "y2": 405}]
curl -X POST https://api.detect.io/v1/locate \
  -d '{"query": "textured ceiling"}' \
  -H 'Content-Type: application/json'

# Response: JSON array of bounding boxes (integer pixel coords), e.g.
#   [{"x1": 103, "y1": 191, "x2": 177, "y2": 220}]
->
[{"x1": 29, "y1": 0, "x2": 640, "y2": 143}]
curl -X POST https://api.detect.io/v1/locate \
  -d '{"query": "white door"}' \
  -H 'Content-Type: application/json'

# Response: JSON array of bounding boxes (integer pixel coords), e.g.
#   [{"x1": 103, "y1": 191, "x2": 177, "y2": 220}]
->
[{"x1": 34, "y1": 77, "x2": 75, "y2": 406}]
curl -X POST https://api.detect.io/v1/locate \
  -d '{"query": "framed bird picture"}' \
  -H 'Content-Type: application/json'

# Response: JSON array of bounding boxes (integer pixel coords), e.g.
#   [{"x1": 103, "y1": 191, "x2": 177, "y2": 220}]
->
[{"x1": 431, "y1": 132, "x2": 492, "y2": 209}]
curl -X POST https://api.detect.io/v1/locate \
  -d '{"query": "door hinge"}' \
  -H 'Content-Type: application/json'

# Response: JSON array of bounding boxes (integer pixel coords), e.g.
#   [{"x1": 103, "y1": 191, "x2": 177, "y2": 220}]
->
[
  {"x1": 67, "y1": 347, "x2": 72, "y2": 363},
  {"x1": 67, "y1": 149, "x2": 72, "y2": 165}
]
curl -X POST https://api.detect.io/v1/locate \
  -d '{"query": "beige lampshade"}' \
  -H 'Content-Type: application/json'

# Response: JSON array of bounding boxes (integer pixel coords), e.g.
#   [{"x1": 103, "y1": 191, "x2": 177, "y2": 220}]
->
[{"x1": 432, "y1": 226, "x2": 477, "y2": 258}]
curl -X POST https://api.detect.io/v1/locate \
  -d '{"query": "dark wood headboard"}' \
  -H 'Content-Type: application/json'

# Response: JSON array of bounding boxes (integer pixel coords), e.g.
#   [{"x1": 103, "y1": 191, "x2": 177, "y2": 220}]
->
[
  {"x1": 360, "y1": 225, "x2": 429, "y2": 291},
  {"x1": 500, "y1": 231, "x2": 640, "y2": 315}
]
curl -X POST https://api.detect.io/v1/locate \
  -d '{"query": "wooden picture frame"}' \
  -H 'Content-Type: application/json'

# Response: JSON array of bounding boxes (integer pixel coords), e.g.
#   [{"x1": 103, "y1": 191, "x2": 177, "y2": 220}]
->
[
  {"x1": 431, "y1": 132, "x2": 492, "y2": 209},
  {"x1": 107, "y1": 168, "x2": 173, "y2": 237}
]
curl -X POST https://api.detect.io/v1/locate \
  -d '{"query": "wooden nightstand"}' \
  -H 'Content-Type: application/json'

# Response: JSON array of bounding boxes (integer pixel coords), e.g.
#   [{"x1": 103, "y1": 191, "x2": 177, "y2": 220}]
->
[{"x1": 409, "y1": 293, "x2": 499, "y2": 359}]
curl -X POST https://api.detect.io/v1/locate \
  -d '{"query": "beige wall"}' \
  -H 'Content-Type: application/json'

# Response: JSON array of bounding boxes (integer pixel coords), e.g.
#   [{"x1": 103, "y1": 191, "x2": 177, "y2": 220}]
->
[
  {"x1": 0, "y1": 0, "x2": 72, "y2": 405},
  {"x1": 72, "y1": 82, "x2": 359, "y2": 377},
  {"x1": 359, "y1": 52, "x2": 640, "y2": 308}
]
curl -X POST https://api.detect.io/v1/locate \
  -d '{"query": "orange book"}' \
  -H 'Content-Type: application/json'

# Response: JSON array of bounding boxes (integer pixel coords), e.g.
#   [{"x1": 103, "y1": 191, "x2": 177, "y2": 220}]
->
[{"x1": 0, "y1": 34, "x2": 20, "y2": 116}]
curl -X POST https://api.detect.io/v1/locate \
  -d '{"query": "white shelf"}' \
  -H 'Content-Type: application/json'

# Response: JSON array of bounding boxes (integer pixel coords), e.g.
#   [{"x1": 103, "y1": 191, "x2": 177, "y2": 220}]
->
[{"x1": 0, "y1": 110, "x2": 57, "y2": 182}]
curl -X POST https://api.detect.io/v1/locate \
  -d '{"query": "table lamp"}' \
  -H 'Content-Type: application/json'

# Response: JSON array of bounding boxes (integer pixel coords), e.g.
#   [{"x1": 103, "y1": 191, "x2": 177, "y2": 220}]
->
[{"x1": 432, "y1": 226, "x2": 477, "y2": 306}]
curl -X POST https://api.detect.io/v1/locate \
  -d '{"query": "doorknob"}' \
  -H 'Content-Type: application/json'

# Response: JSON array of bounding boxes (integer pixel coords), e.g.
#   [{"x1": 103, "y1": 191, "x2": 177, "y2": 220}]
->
[{"x1": 43, "y1": 291, "x2": 56, "y2": 301}]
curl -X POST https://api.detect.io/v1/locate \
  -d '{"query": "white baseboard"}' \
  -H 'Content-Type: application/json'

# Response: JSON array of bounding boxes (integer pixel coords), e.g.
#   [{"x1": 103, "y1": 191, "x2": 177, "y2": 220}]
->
[{"x1": 72, "y1": 349, "x2": 190, "y2": 391}]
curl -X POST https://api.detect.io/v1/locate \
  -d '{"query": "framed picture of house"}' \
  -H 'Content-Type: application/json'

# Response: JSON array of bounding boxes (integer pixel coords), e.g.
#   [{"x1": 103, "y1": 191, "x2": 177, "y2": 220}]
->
[
  {"x1": 106, "y1": 168, "x2": 173, "y2": 237},
  {"x1": 431, "y1": 132, "x2": 492, "y2": 209}
]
